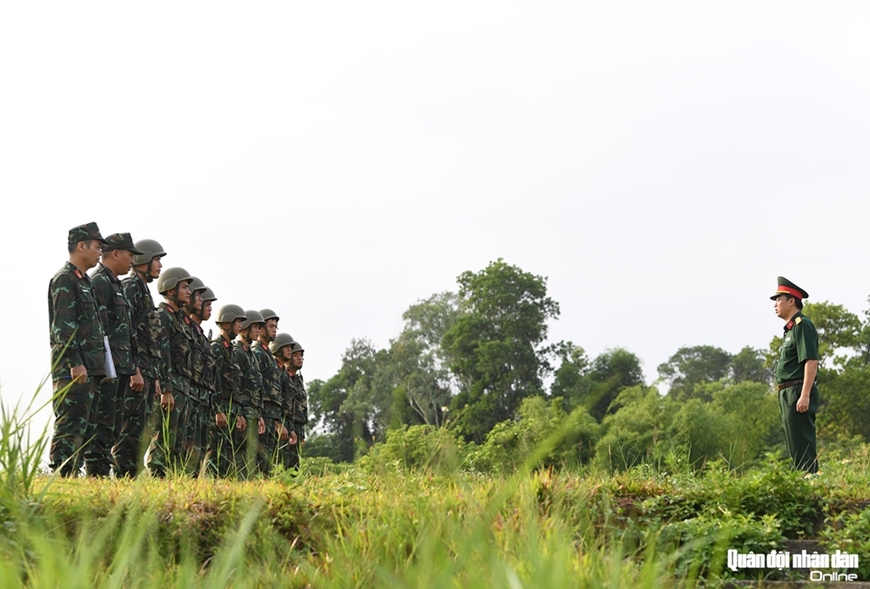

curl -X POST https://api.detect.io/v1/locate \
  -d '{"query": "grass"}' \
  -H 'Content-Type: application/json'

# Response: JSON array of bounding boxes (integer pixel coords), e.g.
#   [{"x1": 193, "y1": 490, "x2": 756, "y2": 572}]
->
[{"x1": 1, "y1": 390, "x2": 869, "y2": 587}]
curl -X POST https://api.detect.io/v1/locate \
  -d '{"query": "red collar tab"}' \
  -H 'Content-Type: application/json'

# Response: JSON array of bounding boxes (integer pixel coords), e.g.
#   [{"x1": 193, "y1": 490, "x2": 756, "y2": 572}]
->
[
  {"x1": 776, "y1": 286, "x2": 803, "y2": 299},
  {"x1": 183, "y1": 316, "x2": 190, "y2": 325},
  {"x1": 785, "y1": 320, "x2": 794, "y2": 331},
  {"x1": 74, "y1": 270, "x2": 83, "y2": 279},
  {"x1": 223, "y1": 340, "x2": 229, "y2": 348}
]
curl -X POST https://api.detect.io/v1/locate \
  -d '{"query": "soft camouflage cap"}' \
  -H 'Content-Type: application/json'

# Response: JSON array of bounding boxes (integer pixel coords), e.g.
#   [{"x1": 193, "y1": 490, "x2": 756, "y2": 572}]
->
[
  {"x1": 132, "y1": 239, "x2": 167, "y2": 265},
  {"x1": 68, "y1": 222, "x2": 110, "y2": 248},
  {"x1": 770, "y1": 276, "x2": 809, "y2": 301},
  {"x1": 269, "y1": 332, "x2": 297, "y2": 355},
  {"x1": 102, "y1": 233, "x2": 145, "y2": 255}
]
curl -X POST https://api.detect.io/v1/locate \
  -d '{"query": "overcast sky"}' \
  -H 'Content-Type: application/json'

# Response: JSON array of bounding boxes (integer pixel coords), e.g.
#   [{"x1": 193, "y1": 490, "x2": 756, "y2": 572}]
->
[{"x1": 2, "y1": 2, "x2": 870, "y2": 430}]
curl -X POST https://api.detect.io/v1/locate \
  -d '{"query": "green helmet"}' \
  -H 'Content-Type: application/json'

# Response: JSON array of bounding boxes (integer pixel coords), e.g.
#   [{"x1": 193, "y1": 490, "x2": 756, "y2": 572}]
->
[
  {"x1": 291, "y1": 341, "x2": 305, "y2": 354},
  {"x1": 215, "y1": 304, "x2": 246, "y2": 323},
  {"x1": 201, "y1": 287, "x2": 217, "y2": 303},
  {"x1": 259, "y1": 308, "x2": 279, "y2": 322},
  {"x1": 240, "y1": 309, "x2": 265, "y2": 330},
  {"x1": 269, "y1": 332, "x2": 296, "y2": 355},
  {"x1": 132, "y1": 239, "x2": 167, "y2": 266},
  {"x1": 157, "y1": 267, "x2": 194, "y2": 294},
  {"x1": 188, "y1": 277, "x2": 208, "y2": 294}
]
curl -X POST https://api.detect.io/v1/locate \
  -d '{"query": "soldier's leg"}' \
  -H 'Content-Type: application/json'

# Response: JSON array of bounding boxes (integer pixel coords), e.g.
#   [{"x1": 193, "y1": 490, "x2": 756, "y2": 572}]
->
[
  {"x1": 257, "y1": 417, "x2": 274, "y2": 477},
  {"x1": 113, "y1": 375, "x2": 154, "y2": 478},
  {"x1": 781, "y1": 384, "x2": 819, "y2": 473},
  {"x1": 50, "y1": 378, "x2": 97, "y2": 477},
  {"x1": 84, "y1": 376, "x2": 126, "y2": 477}
]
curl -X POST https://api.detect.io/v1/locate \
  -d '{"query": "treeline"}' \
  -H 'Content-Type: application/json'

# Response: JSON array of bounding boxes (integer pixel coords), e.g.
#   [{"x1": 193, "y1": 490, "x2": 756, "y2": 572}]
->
[{"x1": 304, "y1": 259, "x2": 870, "y2": 470}]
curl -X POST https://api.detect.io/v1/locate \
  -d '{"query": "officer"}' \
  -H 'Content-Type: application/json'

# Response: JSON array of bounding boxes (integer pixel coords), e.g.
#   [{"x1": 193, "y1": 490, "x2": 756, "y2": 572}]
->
[
  {"x1": 253, "y1": 309, "x2": 293, "y2": 475},
  {"x1": 116, "y1": 238, "x2": 169, "y2": 477},
  {"x1": 270, "y1": 332, "x2": 300, "y2": 472},
  {"x1": 83, "y1": 233, "x2": 144, "y2": 477},
  {"x1": 771, "y1": 276, "x2": 820, "y2": 474},
  {"x1": 148, "y1": 267, "x2": 195, "y2": 477},
  {"x1": 48, "y1": 222, "x2": 110, "y2": 476},
  {"x1": 233, "y1": 310, "x2": 266, "y2": 478},
  {"x1": 210, "y1": 304, "x2": 246, "y2": 477}
]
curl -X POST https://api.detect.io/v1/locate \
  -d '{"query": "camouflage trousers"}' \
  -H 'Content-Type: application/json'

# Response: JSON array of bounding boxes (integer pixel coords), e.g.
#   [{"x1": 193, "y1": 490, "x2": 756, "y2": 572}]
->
[
  {"x1": 49, "y1": 377, "x2": 97, "y2": 477},
  {"x1": 147, "y1": 379, "x2": 194, "y2": 476},
  {"x1": 210, "y1": 408, "x2": 259, "y2": 479},
  {"x1": 258, "y1": 416, "x2": 283, "y2": 477},
  {"x1": 83, "y1": 375, "x2": 132, "y2": 476},
  {"x1": 112, "y1": 374, "x2": 155, "y2": 478},
  {"x1": 190, "y1": 394, "x2": 212, "y2": 477},
  {"x1": 282, "y1": 419, "x2": 301, "y2": 472}
]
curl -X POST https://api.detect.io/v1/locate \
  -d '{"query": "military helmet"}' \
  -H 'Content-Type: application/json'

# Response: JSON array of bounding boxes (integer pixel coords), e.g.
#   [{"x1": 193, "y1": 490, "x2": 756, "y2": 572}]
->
[
  {"x1": 291, "y1": 341, "x2": 305, "y2": 354},
  {"x1": 132, "y1": 239, "x2": 167, "y2": 266},
  {"x1": 240, "y1": 309, "x2": 265, "y2": 330},
  {"x1": 215, "y1": 304, "x2": 246, "y2": 324},
  {"x1": 259, "y1": 308, "x2": 279, "y2": 322},
  {"x1": 200, "y1": 287, "x2": 217, "y2": 303},
  {"x1": 188, "y1": 277, "x2": 208, "y2": 294},
  {"x1": 269, "y1": 332, "x2": 296, "y2": 355},
  {"x1": 157, "y1": 267, "x2": 194, "y2": 294}
]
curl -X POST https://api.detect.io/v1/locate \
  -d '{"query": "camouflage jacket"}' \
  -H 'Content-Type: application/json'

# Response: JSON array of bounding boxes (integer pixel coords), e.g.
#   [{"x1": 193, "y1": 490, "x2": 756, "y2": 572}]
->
[
  {"x1": 252, "y1": 341, "x2": 285, "y2": 421},
  {"x1": 156, "y1": 302, "x2": 195, "y2": 394},
  {"x1": 48, "y1": 262, "x2": 107, "y2": 381},
  {"x1": 91, "y1": 263, "x2": 136, "y2": 376},
  {"x1": 189, "y1": 320, "x2": 217, "y2": 406},
  {"x1": 287, "y1": 370, "x2": 308, "y2": 440},
  {"x1": 232, "y1": 339, "x2": 263, "y2": 416},
  {"x1": 210, "y1": 333, "x2": 240, "y2": 415},
  {"x1": 122, "y1": 273, "x2": 162, "y2": 381}
]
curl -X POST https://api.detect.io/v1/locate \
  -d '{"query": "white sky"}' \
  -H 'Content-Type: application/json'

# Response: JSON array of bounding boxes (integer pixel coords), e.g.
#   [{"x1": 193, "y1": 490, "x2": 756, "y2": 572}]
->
[{"x1": 2, "y1": 2, "x2": 870, "y2": 429}]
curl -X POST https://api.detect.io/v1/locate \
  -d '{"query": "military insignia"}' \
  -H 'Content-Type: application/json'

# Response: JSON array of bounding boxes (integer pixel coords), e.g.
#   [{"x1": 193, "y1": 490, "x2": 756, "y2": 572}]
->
[
  {"x1": 795, "y1": 317, "x2": 802, "y2": 325},
  {"x1": 74, "y1": 270, "x2": 82, "y2": 279},
  {"x1": 223, "y1": 340, "x2": 229, "y2": 348},
  {"x1": 785, "y1": 320, "x2": 794, "y2": 330}
]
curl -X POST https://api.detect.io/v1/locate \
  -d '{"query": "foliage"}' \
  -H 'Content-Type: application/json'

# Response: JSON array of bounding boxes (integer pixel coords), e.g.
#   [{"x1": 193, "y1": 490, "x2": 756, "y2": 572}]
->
[
  {"x1": 443, "y1": 259, "x2": 560, "y2": 442},
  {"x1": 659, "y1": 345, "x2": 733, "y2": 402}
]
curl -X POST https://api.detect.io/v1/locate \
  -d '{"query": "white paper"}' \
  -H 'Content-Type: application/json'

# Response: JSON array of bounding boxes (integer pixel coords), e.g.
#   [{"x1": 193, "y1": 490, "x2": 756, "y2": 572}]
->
[{"x1": 103, "y1": 336, "x2": 117, "y2": 379}]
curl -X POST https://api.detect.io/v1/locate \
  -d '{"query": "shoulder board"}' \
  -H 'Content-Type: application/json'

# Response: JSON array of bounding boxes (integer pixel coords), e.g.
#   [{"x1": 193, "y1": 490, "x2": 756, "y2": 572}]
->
[{"x1": 795, "y1": 317, "x2": 802, "y2": 325}]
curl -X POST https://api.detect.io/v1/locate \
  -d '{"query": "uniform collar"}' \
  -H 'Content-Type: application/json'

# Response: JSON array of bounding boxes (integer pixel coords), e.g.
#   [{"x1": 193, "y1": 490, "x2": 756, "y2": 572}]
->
[{"x1": 784, "y1": 311, "x2": 804, "y2": 332}]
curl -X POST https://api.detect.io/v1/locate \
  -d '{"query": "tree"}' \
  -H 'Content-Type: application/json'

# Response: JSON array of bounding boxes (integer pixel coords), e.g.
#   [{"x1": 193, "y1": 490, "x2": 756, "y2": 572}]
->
[
  {"x1": 658, "y1": 345, "x2": 732, "y2": 402},
  {"x1": 443, "y1": 259, "x2": 560, "y2": 442},
  {"x1": 729, "y1": 346, "x2": 772, "y2": 384},
  {"x1": 550, "y1": 341, "x2": 590, "y2": 411},
  {"x1": 581, "y1": 348, "x2": 645, "y2": 422}
]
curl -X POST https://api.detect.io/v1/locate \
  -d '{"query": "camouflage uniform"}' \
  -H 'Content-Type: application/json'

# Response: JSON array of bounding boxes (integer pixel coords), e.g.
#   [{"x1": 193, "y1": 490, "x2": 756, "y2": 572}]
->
[
  {"x1": 286, "y1": 370, "x2": 308, "y2": 470},
  {"x1": 210, "y1": 333, "x2": 241, "y2": 477},
  {"x1": 83, "y1": 262, "x2": 136, "y2": 476},
  {"x1": 116, "y1": 272, "x2": 162, "y2": 477},
  {"x1": 232, "y1": 339, "x2": 263, "y2": 478},
  {"x1": 48, "y1": 223, "x2": 109, "y2": 476},
  {"x1": 252, "y1": 341, "x2": 285, "y2": 476},
  {"x1": 148, "y1": 302, "x2": 196, "y2": 475},
  {"x1": 189, "y1": 320, "x2": 217, "y2": 474}
]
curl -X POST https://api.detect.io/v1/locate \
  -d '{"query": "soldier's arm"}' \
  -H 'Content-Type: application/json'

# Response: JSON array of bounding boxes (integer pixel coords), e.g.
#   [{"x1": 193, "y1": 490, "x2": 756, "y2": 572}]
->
[
  {"x1": 90, "y1": 273, "x2": 112, "y2": 332},
  {"x1": 49, "y1": 274, "x2": 85, "y2": 370}
]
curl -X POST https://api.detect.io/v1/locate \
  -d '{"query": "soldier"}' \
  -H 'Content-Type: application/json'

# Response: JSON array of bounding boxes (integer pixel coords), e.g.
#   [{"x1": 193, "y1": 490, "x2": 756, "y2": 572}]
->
[
  {"x1": 83, "y1": 233, "x2": 144, "y2": 477},
  {"x1": 210, "y1": 304, "x2": 246, "y2": 477},
  {"x1": 771, "y1": 276, "x2": 820, "y2": 474},
  {"x1": 285, "y1": 341, "x2": 308, "y2": 471},
  {"x1": 116, "y1": 239, "x2": 170, "y2": 478},
  {"x1": 253, "y1": 309, "x2": 293, "y2": 475},
  {"x1": 148, "y1": 267, "x2": 195, "y2": 477},
  {"x1": 48, "y1": 222, "x2": 110, "y2": 476},
  {"x1": 233, "y1": 310, "x2": 266, "y2": 478},
  {"x1": 188, "y1": 279, "x2": 218, "y2": 475},
  {"x1": 269, "y1": 332, "x2": 300, "y2": 473}
]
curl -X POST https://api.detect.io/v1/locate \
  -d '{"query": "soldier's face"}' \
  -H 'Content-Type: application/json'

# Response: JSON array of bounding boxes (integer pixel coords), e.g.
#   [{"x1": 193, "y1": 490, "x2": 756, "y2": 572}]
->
[
  {"x1": 202, "y1": 301, "x2": 212, "y2": 321},
  {"x1": 150, "y1": 256, "x2": 163, "y2": 279},
  {"x1": 249, "y1": 323, "x2": 262, "y2": 340},
  {"x1": 280, "y1": 346, "x2": 293, "y2": 362},
  {"x1": 774, "y1": 294, "x2": 796, "y2": 319},
  {"x1": 190, "y1": 291, "x2": 203, "y2": 313},
  {"x1": 231, "y1": 318, "x2": 243, "y2": 336},
  {"x1": 82, "y1": 240, "x2": 102, "y2": 268},
  {"x1": 176, "y1": 280, "x2": 191, "y2": 304},
  {"x1": 264, "y1": 319, "x2": 278, "y2": 340},
  {"x1": 118, "y1": 249, "x2": 134, "y2": 275},
  {"x1": 292, "y1": 351, "x2": 304, "y2": 369}
]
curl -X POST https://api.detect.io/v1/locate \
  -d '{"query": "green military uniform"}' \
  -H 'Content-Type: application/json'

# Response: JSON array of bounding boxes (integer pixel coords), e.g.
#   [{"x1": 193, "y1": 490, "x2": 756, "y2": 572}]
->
[
  {"x1": 189, "y1": 317, "x2": 217, "y2": 474},
  {"x1": 772, "y1": 277, "x2": 819, "y2": 473},
  {"x1": 210, "y1": 331, "x2": 240, "y2": 477},
  {"x1": 115, "y1": 238, "x2": 166, "y2": 478},
  {"x1": 252, "y1": 339, "x2": 285, "y2": 476},
  {"x1": 286, "y1": 342, "x2": 308, "y2": 471},
  {"x1": 48, "y1": 223, "x2": 109, "y2": 476},
  {"x1": 83, "y1": 233, "x2": 143, "y2": 476},
  {"x1": 232, "y1": 336, "x2": 263, "y2": 478}
]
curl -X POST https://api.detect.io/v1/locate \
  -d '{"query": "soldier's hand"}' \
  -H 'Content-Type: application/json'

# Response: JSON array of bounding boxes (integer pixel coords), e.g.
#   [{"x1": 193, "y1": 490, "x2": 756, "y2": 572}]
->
[
  {"x1": 236, "y1": 415, "x2": 247, "y2": 431},
  {"x1": 216, "y1": 412, "x2": 228, "y2": 428},
  {"x1": 289, "y1": 430, "x2": 298, "y2": 446},
  {"x1": 277, "y1": 423, "x2": 289, "y2": 441},
  {"x1": 130, "y1": 370, "x2": 145, "y2": 392},
  {"x1": 154, "y1": 380, "x2": 162, "y2": 395},
  {"x1": 258, "y1": 417, "x2": 266, "y2": 435},
  {"x1": 161, "y1": 392, "x2": 175, "y2": 412},
  {"x1": 70, "y1": 364, "x2": 88, "y2": 384}
]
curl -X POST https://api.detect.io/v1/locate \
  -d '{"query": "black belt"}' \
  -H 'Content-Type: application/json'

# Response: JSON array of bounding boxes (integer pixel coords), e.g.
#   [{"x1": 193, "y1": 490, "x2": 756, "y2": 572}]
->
[{"x1": 777, "y1": 379, "x2": 803, "y2": 390}]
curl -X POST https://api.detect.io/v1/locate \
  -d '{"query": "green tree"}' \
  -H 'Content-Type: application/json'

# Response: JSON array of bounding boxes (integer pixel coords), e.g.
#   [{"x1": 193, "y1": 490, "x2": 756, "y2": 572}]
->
[
  {"x1": 658, "y1": 345, "x2": 733, "y2": 401},
  {"x1": 729, "y1": 346, "x2": 772, "y2": 384},
  {"x1": 443, "y1": 259, "x2": 560, "y2": 442},
  {"x1": 581, "y1": 348, "x2": 645, "y2": 422},
  {"x1": 550, "y1": 341, "x2": 590, "y2": 411}
]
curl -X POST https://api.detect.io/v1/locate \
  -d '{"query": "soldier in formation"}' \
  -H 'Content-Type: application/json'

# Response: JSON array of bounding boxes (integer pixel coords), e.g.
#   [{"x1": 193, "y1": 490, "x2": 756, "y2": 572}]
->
[{"x1": 47, "y1": 223, "x2": 309, "y2": 479}]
